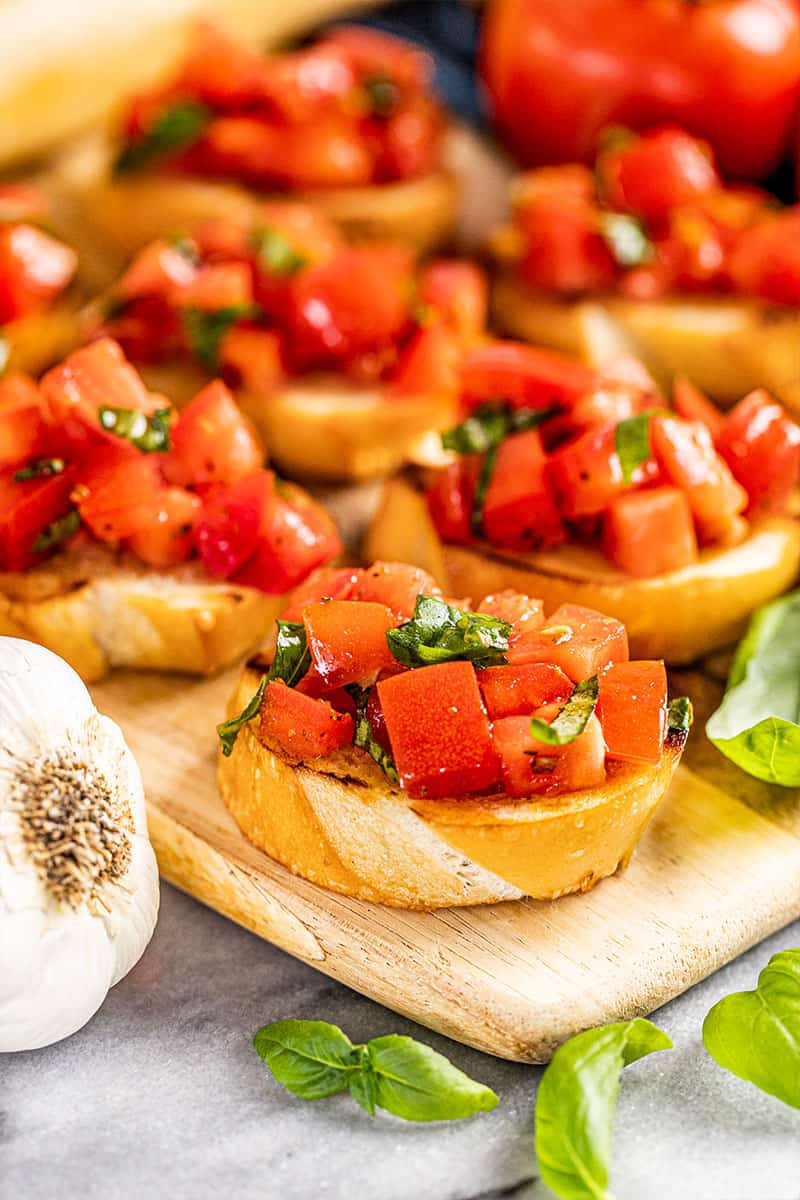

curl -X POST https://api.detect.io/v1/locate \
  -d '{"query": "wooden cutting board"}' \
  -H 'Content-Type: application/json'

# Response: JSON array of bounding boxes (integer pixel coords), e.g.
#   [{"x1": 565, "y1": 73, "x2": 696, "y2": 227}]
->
[{"x1": 92, "y1": 660, "x2": 800, "y2": 1063}]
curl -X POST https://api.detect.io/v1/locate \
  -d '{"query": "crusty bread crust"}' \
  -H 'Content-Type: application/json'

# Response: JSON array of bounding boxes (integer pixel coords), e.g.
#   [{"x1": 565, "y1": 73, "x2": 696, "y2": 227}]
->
[
  {"x1": 0, "y1": 544, "x2": 284, "y2": 681},
  {"x1": 364, "y1": 476, "x2": 800, "y2": 665},
  {"x1": 218, "y1": 667, "x2": 685, "y2": 909}
]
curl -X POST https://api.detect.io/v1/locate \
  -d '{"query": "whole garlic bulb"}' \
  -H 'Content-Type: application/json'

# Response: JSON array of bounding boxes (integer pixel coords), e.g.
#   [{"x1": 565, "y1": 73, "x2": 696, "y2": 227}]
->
[{"x1": 0, "y1": 637, "x2": 159, "y2": 1051}]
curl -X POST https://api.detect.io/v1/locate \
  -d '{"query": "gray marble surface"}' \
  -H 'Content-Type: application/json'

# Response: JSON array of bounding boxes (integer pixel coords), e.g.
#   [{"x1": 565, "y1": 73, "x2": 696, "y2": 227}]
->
[{"x1": 3, "y1": 884, "x2": 800, "y2": 1200}]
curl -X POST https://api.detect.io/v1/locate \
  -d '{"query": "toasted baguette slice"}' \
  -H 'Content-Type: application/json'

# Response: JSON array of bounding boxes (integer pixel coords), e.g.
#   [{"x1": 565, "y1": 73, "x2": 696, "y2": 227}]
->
[
  {"x1": 364, "y1": 476, "x2": 800, "y2": 665},
  {"x1": 0, "y1": 543, "x2": 284, "y2": 681},
  {"x1": 219, "y1": 665, "x2": 686, "y2": 909},
  {"x1": 2, "y1": 303, "x2": 81, "y2": 376},
  {"x1": 492, "y1": 274, "x2": 800, "y2": 417}
]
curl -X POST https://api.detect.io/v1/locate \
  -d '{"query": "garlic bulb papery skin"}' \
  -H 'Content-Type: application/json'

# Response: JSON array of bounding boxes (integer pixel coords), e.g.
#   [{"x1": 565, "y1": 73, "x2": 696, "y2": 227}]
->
[{"x1": 0, "y1": 637, "x2": 159, "y2": 1052}]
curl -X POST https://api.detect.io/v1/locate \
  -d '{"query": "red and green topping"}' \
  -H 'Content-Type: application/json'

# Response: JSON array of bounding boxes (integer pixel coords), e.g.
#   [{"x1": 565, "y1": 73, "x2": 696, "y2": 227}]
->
[
  {"x1": 219, "y1": 562, "x2": 691, "y2": 800},
  {"x1": 495, "y1": 125, "x2": 800, "y2": 305},
  {"x1": 426, "y1": 341, "x2": 800, "y2": 578},
  {"x1": 0, "y1": 184, "x2": 76, "y2": 329},
  {"x1": 114, "y1": 23, "x2": 444, "y2": 189},
  {"x1": 0, "y1": 337, "x2": 341, "y2": 585},
  {"x1": 95, "y1": 205, "x2": 487, "y2": 390}
]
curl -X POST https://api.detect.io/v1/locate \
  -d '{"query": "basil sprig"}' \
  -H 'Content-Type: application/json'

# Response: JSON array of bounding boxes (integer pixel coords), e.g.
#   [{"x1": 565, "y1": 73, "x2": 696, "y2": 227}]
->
[
  {"x1": 217, "y1": 677, "x2": 268, "y2": 758},
  {"x1": 251, "y1": 227, "x2": 308, "y2": 277},
  {"x1": 387, "y1": 595, "x2": 512, "y2": 669},
  {"x1": 706, "y1": 590, "x2": 800, "y2": 786},
  {"x1": 32, "y1": 508, "x2": 81, "y2": 554},
  {"x1": 253, "y1": 1019, "x2": 498, "y2": 1122},
  {"x1": 181, "y1": 303, "x2": 261, "y2": 370},
  {"x1": 599, "y1": 212, "x2": 653, "y2": 269},
  {"x1": 350, "y1": 686, "x2": 399, "y2": 784},
  {"x1": 535, "y1": 1019, "x2": 672, "y2": 1200},
  {"x1": 113, "y1": 101, "x2": 212, "y2": 174},
  {"x1": 216, "y1": 622, "x2": 311, "y2": 757},
  {"x1": 530, "y1": 676, "x2": 599, "y2": 747},
  {"x1": 98, "y1": 407, "x2": 171, "y2": 453},
  {"x1": 13, "y1": 457, "x2": 66, "y2": 481},
  {"x1": 614, "y1": 411, "x2": 655, "y2": 485}
]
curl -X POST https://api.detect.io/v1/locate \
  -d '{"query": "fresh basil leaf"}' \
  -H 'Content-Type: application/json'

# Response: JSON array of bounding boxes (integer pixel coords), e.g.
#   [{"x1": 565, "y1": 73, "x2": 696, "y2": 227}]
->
[
  {"x1": 216, "y1": 676, "x2": 268, "y2": 758},
  {"x1": 706, "y1": 590, "x2": 800, "y2": 786},
  {"x1": 387, "y1": 594, "x2": 512, "y2": 669},
  {"x1": 350, "y1": 686, "x2": 399, "y2": 784},
  {"x1": 181, "y1": 303, "x2": 260, "y2": 370},
  {"x1": 441, "y1": 402, "x2": 560, "y2": 456},
  {"x1": 267, "y1": 621, "x2": 311, "y2": 688},
  {"x1": 253, "y1": 1020, "x2": 360, "y2": 1100},
  {"x1": 13, "y1": 457, "x2": 66, "y2": 481},
  {"x1": 703, "y1": 948, "x2": 800, "y2": 1109},
  {"x1": 614, "y1": 411, "x2": 654, "y2": 485},
  {"x1": 32, "y1": 508, "x2": 81, "y2": 554},
  {"x1": 251, "y1": 227, "x2": 308, "y2": 277},
  {"x1": 349, "y1": 1046, "x2": 379, "y2": 1115},
  {"x1": 471, "y1": 439, "x2": 500, "y2": 538},
  {"x1": 600, "y1": 212, "x2": 653, "y2": 269},
  {"x1": 530, "y1": 676, "x2": 599, "y2": 747},
  {"x1": 98, "y1": 406, "x2": 171, "y2": 453},
  {"x1": 667, "y1": 696, "x2": 693, "y2": 734},
  {"x1": 113, "y1": 101, "x2": 212, "y2": 174},
  {"x1": 364, "y1": 75, "x2": 400, "y2": 118},
  {"x1": 535, "y1": 1018, "x2": 672, "y2": 1200}
]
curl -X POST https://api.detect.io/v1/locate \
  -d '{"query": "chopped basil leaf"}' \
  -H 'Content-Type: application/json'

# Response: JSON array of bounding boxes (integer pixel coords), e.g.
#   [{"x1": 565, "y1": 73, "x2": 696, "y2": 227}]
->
[
  {"x1": 471, "y1": 440, "x2": 500, "y2": 538},
  {"x1": 32, "y1": 508, "x2": 81, "y2": 554},
  {"x1": 13, "y1": 457, "x2": 66, "y2": 481},
  {"x1": 530, "y1": 675, "x2": 599, "y2": 746},
  {"x1": 98, "y1": 406, "x2": 172, "y2": 453},
  {"x1": 217, "y1": 676, "x2": 268, "y2": 758},
  {"x1": 387, "y1": 594, "x2": 511, "y2": 669},
  {"x1": 113, "y1": 101, "x2": 212, "y2": 174},
  {"x1": 363, "y1": 75, "x2": 400, "y2": 118},
  {"x1": 181, "y1": 303, "x2": 260, "y2": 370},
  {"x1": 614, "y1": 411, "x2": 654, "y2": 485},
  {"x1": 600, "y1": 212, "x2": 653, "y2": 269},
  {"x1": 667, "y1": 696, "x2": 693, "y2": 734},
  {"x1": 350, "y1": 686, "x2": 399, "y2": 784},
  {"x1": 267, "y1": 621, "x2": 311, "y2": 688},
  {"x1": 251, "y1": 227, "x2": 308, "y2": 277}
]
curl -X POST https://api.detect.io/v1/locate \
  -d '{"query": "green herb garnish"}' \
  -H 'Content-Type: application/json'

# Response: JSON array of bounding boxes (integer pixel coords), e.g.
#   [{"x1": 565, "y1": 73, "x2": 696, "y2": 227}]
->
[
  {"x1": 250, "y1": 227, "x2": 308, "y2": 277},
  {"x1": 599, "y1": 212, "x2": 653, "y2": 269},
  {"x1": 363, "y1": 75, "x2": 400, "y2": 118},
  {"x1": 32, "y1": 509, "x2": 81, "y2": 554},
  {"x1": 387, "y1": 594, "x2": 511, "y2": 669},
  {"x1": 350, "y1": 686, "x2": 399, "y2": 784},
  {"x1": 253, "y1": 1018, "x2": 498, "y2": 1122},
  {"x1": 98, "y1": 406, "x2": 172, "y2": 453},
  {"x1": 13, "y1": 457, "x2": 66, "y2": 482},
  {"x1": 667, "y1": 696, "x2": 694, "y2": 735},
  {"x1": 217, "y1": 676, "x2": 268, "y2": 758},
  {"x1": 181, "y1": 303, "x2": 260, "y2": 370},
  {"x1": 267, "y1": 621, "x2": 311, "y2": 688},
  {"x1": 113, "y1": 101, "x2": 212, "y2": 174},
  {"x1": 614, "y1": 410, "x2": 656, "y2": 485},
  {"x1": 530, "y1": 675, "x2": 599, "y2": 746}
]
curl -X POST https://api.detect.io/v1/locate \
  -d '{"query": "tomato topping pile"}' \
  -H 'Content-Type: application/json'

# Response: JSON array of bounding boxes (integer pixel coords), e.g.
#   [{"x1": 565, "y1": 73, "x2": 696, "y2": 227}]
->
[
  {"x1": 493, "y1": 126, "x2": 800, "y2": 305},
  {"x1": 0, "y1": 184, "x2": 77, "y2": 327},
  {"x1": 231, "y1": 563, "x2": 687, "y2": 800},
  {"x1": 114, "y1": 23, "x2": 444, "y2": 189},
  {"x1": 0, "y1": 337, "x2": 341, "y2": 584},
  {"x1": 425, "y1": 341, "x2": 800, "y2": 578},
  {"x1": 96, "y1": 204, "x2": 487, "y2": 390}
]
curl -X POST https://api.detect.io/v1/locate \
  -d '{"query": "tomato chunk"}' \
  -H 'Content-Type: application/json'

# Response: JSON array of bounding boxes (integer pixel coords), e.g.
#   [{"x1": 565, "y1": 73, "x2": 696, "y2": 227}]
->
[
  {"x1": 117, "y1": 238, "x2": 198, "y2": 300},
  {"x1": 349, "y1": 561, "x2": 440, "y2": 620},
  {"x1": 478, "y1": 590, "x2": 544, "y2": 630},
  {"x1": 389, "y1": 320, "x2": 460, "y2": 397},
  {"x1": 258, "y1": 679, "x2": 355, "y2": 759},
  {"x1": 74, "y1": 452, "x2": 163, "y2": 541},
  {"x1": 41, "y1": 338, "x2": 159, "y2": 437},
  {"x1": 597, "y1": 661, "x2": 667, "y2": 765},
  {"x1": 460, "y1": 342, "x2": 598, "y2": 411},
  {"x1": 672, "y1": 375, "x2": 724, "y2": 440},
  {"x1": 378, "y1": 661, "x2": 500, "y2": 798},
  {"x1": 651, "y1": 415, "x2": 747, "y2": 543},
  {"x1": 491, "y1": 712, "x2": 606, "y2": 798},
  {"x1": 516, "y1": 194, "x2": 618, "y2": 294},
  {"x1": 279, "y1": 566, "x2": 361, "y2": 622},
  {"x1": 0, "y1": 374, "x2": 47, "y2": 468},
  {"x1": 418, "y1": 260, "x2": 488, "y2": 341},
  {"x1": 482, "y1": 428, "x2": 564, "y2": 551},
  {"x1": 303, "y1": 599, "x2": 396, "y2": 689},
  {"x1": 0, "y1": 224, "x2": 77, "y2": 322},
  {"x1": 603, "y1": 486, "x2": 698, "y2": 578},
  {"x1": 716, "y1": 389, "x2": 800, "y2": 515},
  {"x1": 174, "y1": 261, "x2": 253, "y2": 311},
  {"x1": 232, "y1": 479, "x2": 342, "y2": 594},
  {"x1": 125, "y1": 487, "x2": 201, "y2": 567},
  {"x1": 598, "y1": 129, "x2": 719, "y2": 226},
  {"x1": 479, "y1": 661, "x2": 572, "y2": 719},
  {"x1": 168, "y1": 380, "x2": 264, "y2": 488},
  {"x1": 426, "y1": 457, "x2": 479, "y2": 545},
  {"x1": 547, "y1": 425, "x2": 657, "y2": 519},
  {"x1": 508, "y1": 602, "x2": 628, "y2": 680},
  {"x1": 0, "y1": 469, "x2": 75, "y2": 571}
]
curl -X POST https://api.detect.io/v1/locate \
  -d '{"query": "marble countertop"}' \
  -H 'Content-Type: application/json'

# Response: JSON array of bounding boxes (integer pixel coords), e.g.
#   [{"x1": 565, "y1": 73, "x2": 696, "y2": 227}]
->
[{"x1": 4, "y1": 884, "x2": 800, "y2": 1200}]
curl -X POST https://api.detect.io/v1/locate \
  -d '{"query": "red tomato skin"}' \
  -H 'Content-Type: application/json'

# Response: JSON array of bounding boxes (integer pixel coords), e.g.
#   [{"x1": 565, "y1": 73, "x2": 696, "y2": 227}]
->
[
  {"x1": 41, "y1": 338, "x2": 159, "y2": 437},
  {"x1": 117, "y1": 239, "x2": 198, "y2": 300},
  {"x1": 74, "y1": 453, "x2": 164, "y2": 542},
  {"x1": 168, "y1": 380, "x2": 264, "y2": 488},
  {"x1": 303, "y1": 599, "x2": 396, "y2": 689},
  {"x1": 125, "y1": 487, "x2": 201, "y2": 567},
  {"x1": 195, "y1": 473, "x2": 267, "y2": 579},
  {"x1": 377, "y1": 661, "x2": 501, "y2": 799},
  {"x1": 279, "y1": 566, "x2": 361, "y2": 622},
  {"x1": 477, "y1": 590, "x2": 544, "y2": 631},
  {"x1": 231, "y1": 482, "x2": 343, "y2": 594},
  {"x1": 173, "y1": 261, "x2": 253, "y2": 310},
  {"x1": 716, "y1": 389, "x2": 800, "y2": 514},
  {"x1": 508, "y1": 602, "x2": 629, "y2": 680},
  {"x1": 0, "y1": 374, "x2": 47, "y2": 468},
  {"x1": 651, "y1": 415, "x2": 747, "y2": 543},
  {"x1": 219, "y1": 326, "x2": 285, "y2": 396},
  {"x1": 598, "y1": 129, "x2": 719, "y2": 226},
  {"x1": 547, "y1": 425, "x2": 657, "y2": 520},
  {"x1": 348, "y1": 561, "x2": 441, "y2": 620},
  {"x1": 516, "y1": 195, "x2": 618, "y2": 294},
  {"x1": 0, "y1": 224, "x2": 77, "y2": 322},
  {"x1": 727, "y1": 210, "x2": 800, "y2": 304},
  {"x1": 258, "y1": 679, "x2": 355, "y2": 759},
  {"x1": 597, "y1": 660, "x2": 667, "y2": 765},
  {"x1": 426, "y1": 457, "x2": 480, "y2": 546},
  {"x1": 480, "y1": 0, "x2": 800, "y2": 180},
  {"x1": 672, "y1": 375, "x2": 725, "y2": 439},
  {"x1": 491, "y1": 712, "x2": 606, "y2": 798},
  {"x1": 0, "y1": 469, "x2": 75, "y2": 571},
  {"x1": 479, "y1": 661, "x2": 573, "y2": 720},
  {"x1": 459, "y1": 342, "x2": 598, "y2": 412},
  {"x1": 482, "y1": 428, "x2": 565, "y2": 551},
  {"x1": 603, "y1": 486, "x2": 699, "y2": 578},
  {"x1": 389, "y1": 320, "x2": 460, "y2": 398},
  {"x1": 418, "y1": 260, "x2": 488, "y2": 341}
]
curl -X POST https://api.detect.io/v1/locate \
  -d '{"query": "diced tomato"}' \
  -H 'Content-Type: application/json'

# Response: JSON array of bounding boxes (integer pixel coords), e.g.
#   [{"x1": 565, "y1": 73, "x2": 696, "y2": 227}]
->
[
  {"x1": 117, "y1": 239, "x2": 199, "y2": 301},
  {"x1": 389, "y1": 320, "x2": 460, "y2": 397},
  {"x1": 279, "y1": 565, "x2": 361, "y2": 622},
  {"x1": 219, "y1": 325, "x2": 285, "y2": 396},
  {"x1": 597, "y1": 660, "x2": 667, "y2": 765},
  {"x1": 727, "y1": 210, "x2": 800, "y2": 306},
  {"x1": 41, "y1": 338, "x2": 160, "y2": 440},
  {"x1": 0, "y1": 224, "x2": 77, "y2": 323},
  {"x1": 426, "y1": 456, "x2": 480, "y2": 545},
  {"x1": 479, "y1": 661, "x2": 572, "y2": 719},
  {"x1": 252, "y1": 202, "x2": 342, "y2": 267},
  {"x1": 547, "y1": 425, "x2": 655, "y2": 519},
  {"x1": 168, "y1": 380, "x2": 264, "y2": 488},
  {"x1": 349, "y1": 561, "x2": 440, "y2": 620},
  {"x1": 0, "y1": 468, "x2": 75, "y2": 571},
  {"x1": 508, "y1": 602, "x2": 628, "y2": 680},
  {"x1": 0, "y1": 374, "x2": 47, "y2": 468},
  {"x1": 516, "y1": 195, "x2": 618, "y2": 294},
  {"x1": 173, "y1": 261, "x2": 253, "y2": 311},
  {"x1": 651, "y1": 415, "x2": 747, "y2": 543},
  {"x1": 321, "y1": 26, "x2": 432, "y2": 90},
  {"x1": 491, "y1": 712, "x2": 606, "y2": 798},
  {"x1": 418, "y1": 260, "x2": 488, "y2": 342},
  {"x1": 195, "y1": 471, "x2": 272, "y2": 578},
  {"x1": 481, "y1": 428, "x2": 565, "y2": 551},
  {"x1": 125, "y1": 487, "x2": 201, "y2": 567},
  {"x1": 73, "y1": 451, "x2": 164, "y2": 541},
  {"x1": 376, "y1": 92, "x2": 444, "y2": 181},
  {"x1": 459, "y1": 342, "x2": 598, "y2": 412},
  {"x1": 378, "y1": 661, "x2": 500, "y2": 798},
  {"x1": 598, "y1": 128, "x2": 719, "y2": 227},
  {"x1": 603, "y1": 486, "x2": 699, "y2": 578},
  {"x1": 303, "y1": 599, "x2": 396, "y2": 689},
  {"x1": 672, "y1": 375, "x2": 724, "y2": 439},
  {"x1": 258, "y1": 679, "x2": 355, "y2": 759},
  {"x1": 716, "y1": 389, "x2": 800, "y2": 514},
  {"x1": 175, "y1": 21, "x2": 268, "y2": 109},
  {"x1": 477, "y1": 591, "x2": 544, "y2": 630}
]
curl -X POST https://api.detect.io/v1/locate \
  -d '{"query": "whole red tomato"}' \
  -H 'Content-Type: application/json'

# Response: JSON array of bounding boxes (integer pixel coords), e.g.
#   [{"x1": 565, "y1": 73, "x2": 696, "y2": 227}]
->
[{"x1": 480, "y1": 0, "x2": 800, "y2": 180}]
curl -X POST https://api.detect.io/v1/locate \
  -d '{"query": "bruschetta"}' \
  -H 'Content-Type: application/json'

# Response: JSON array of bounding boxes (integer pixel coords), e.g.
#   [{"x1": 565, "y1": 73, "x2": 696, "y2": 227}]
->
[
  {"x1": 490, "y1": 127, "x2": 800, "y2": 415},
  {"x1": 0, "y1": 337, "x2": 342, "y2": 680},
  {"x1": 85, "y1": 24, "x2": 457, "y2": 261},
  {"x1": 364, "y1": 342, "x2": 800, "y2": 665},
  {"x1": 217, "y1": 562, "x2": 690, "y2": 908},
  {"x1": 83, "y1": 206, "x2": 488, "y2": 481}
]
